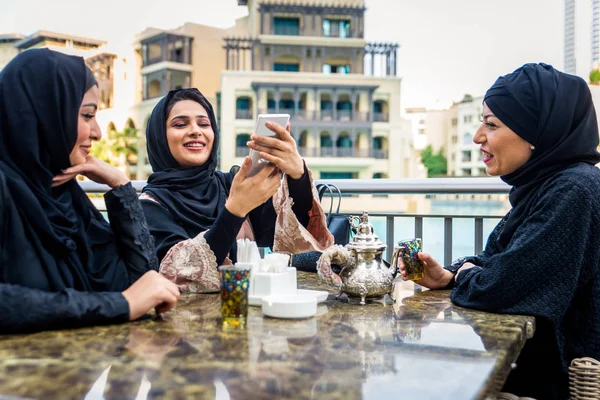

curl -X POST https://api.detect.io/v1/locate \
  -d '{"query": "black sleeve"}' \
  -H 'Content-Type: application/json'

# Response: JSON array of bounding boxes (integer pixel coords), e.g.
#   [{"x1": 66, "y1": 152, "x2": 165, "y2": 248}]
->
[
  {"x1": 104, "y1": 183, "x2": 158, "y2": 285},
  {"x1": 0, "y1": 284, "x2": 129, "y2": 334},
  {"x1": 203, "y1": 207, "x2": 246, "y2": 264},
  {"x1": 141, "y1": 200, "x2": 245, "y2": 265},
  {"x1": 287, "y1": 162, "x2": 312, "y2": 228},
  {"x1": 0, "y1": 176, "x2": 130, "y2": 334},
  {"x1": 450, "y1": 179, "x2": 593, "y2": 322}
]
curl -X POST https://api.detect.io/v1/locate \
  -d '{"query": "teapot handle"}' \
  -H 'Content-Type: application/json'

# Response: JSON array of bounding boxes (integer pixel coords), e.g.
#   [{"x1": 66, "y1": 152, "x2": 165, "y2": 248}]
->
[{"x1": 388, "y1": 247, "x2": 400, "y2": 278}]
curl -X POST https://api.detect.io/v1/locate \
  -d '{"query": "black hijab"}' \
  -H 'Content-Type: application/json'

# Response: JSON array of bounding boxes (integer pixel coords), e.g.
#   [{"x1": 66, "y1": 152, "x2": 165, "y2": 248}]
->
[
  {"x1": 484, "y1": 63, "x2": 600, "y2": 247},
  {"x1": 0, "y1": 48, "x2": 129, "y2": 291},
  {"x1": 142, "y1": 89, "x2": 232, "y2": 236}
]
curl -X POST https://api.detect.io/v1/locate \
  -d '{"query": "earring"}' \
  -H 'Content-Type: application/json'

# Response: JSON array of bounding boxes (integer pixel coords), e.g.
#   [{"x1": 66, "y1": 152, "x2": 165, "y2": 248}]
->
[{"x1": 530, "y1": 145, "x2": 535, "y2": 151}]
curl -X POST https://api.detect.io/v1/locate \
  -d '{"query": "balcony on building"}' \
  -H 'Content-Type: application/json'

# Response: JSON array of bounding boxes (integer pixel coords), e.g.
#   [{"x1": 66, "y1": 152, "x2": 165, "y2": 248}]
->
[
  {"x1": 85, "y1": 53, "x2": 117, "y2": 110},
  {"x1": 235, "y1": 129, "x2": 388, "y2": 160},
  {"x1": 143, "y1": 69, "x2": 191, "y2": 101},
  {"x1": 140, "y1": 33, "x2": 192, "y2": 67},
  {"x1": 257, "y1": 2, "x2": 366, "y2": 39},
  {"x1": 13, "y1": 30, "x2": 106, "y2": 56},
  {"x1": 140, "y1": 33, "x2": 193, "y2": 101},
  {"x1": 248, "y1": 82, "x2": 382, "y2": 124},
  {"x1": 0, "y1": 33, "x2": 25, "y2": 45},
  {"x1": 223, "y1": 36, "x2": 398, "y2": 80}
]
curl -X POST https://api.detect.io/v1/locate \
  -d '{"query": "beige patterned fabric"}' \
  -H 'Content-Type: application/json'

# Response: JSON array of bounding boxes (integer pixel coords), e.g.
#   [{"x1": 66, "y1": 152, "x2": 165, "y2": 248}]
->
[
  {"x1": 155, "y1": 171, "x2": 333, "y2": 293},
  {"x1": 315, "y1": 245, "x2": 352, "y2": 288},
  {"x1": 272, "y1": 169, "x2": 334, "y2": 254}
]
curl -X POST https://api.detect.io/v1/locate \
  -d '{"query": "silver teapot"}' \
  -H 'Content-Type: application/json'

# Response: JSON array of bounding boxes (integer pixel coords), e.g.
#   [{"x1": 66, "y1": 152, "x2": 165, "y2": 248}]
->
[{"x1": 339, "y1": 211, "x2": 397, "y2": 305}]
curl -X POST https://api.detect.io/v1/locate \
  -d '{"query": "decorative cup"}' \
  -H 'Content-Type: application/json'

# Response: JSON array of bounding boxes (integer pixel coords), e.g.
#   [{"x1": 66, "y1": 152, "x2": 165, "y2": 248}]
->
[
  {"x1": 219, "y1": 265, "x2": 251, "y2": 326},
  {"x1": 392, "y1": 238, "x2": 425, "y2": 281}
]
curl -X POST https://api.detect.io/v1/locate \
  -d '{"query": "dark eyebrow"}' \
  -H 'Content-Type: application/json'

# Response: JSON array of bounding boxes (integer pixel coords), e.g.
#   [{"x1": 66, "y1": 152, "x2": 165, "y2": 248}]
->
[
  {"x1": 81, "y1": 103, "x2": 97, "y2": 111},
  {"x1": 483, "y1": 113, "x2": 495, "y2": 120},
  {"x1": 170, "y1": 114, "x2": 209, "y2": 122}
]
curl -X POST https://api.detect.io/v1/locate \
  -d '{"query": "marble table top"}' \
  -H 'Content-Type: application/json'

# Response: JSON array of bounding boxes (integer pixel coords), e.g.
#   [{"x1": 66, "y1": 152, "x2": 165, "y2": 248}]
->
[{"x1": 0, "y1": 272, "x2": 534, "y2": 400}]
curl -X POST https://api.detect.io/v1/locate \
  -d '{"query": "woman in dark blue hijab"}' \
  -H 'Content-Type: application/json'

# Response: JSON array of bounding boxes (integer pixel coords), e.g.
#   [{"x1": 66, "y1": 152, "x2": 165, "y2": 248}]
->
[
  {"x1": 400, "y1": 63, "x2": 600, "y2": 399},
  {"x1": 0, "y1": 49, "x2": 180, "y2": 333}
]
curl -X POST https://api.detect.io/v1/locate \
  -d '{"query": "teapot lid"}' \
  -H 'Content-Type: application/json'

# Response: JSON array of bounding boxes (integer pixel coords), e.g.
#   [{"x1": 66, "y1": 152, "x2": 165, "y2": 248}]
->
[{"x1": 347, "y1": 210, "x2": 387, "y2": 252}]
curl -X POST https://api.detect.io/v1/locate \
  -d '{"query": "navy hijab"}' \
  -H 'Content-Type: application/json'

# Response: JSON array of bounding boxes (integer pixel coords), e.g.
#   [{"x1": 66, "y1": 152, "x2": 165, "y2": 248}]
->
[
  {"x1": 484, "y1": 63, "x2": 600, "y2": 247},
  {"x1": 142, "y1": 89, "x2": 232, "y2": 236},
  {"x1": 0, "y1": 49, "x2": 129, "y2": 291}
]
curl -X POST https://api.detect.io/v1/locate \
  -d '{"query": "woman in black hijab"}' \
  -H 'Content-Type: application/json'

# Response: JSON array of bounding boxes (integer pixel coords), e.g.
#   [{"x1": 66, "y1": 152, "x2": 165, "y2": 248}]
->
[
  {"x1": 0, "y1": 49, "x2": 180, "y2": 333},
  {"x1": 141, "y1": 89, "x2": 332, "y2": 293},
  {"x1": 396, "y1": 63, "x2": 600, "y2": 398}
]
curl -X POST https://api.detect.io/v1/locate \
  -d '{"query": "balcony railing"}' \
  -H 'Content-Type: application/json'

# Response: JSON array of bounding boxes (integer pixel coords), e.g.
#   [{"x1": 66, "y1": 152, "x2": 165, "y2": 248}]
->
[
  {"x1": 373, "y1": 112, "x2": 389, "y2": 122},
  {"x1": 81, "y1": 177, "x2": 511, "y2": 265},
  {"x1": 273, "y1": 26, "x2": 300, "y2": 36},
  {"x1": 296, "y1": 147, "x2": 383, "y2": 158},
  {"x1": 260, "y1": 109, "x2": 371, "y2": 123},
  {"x1": 373, "y1": 149, "x2": 388, "y2": 159},
  {"x1": 236, "y1": 109, "x2": 253, "y2": 120}
]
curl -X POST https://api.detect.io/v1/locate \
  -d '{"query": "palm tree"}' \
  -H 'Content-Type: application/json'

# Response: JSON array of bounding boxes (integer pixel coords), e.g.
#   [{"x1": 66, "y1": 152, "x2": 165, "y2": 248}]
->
[{"x1": 91, "y1": 127, "x2": 138, "y2": 178}]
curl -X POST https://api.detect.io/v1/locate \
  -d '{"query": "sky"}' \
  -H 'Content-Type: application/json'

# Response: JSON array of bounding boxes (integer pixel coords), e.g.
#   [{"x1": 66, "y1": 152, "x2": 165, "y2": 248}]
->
[{"x1": 0, "y1": 0, "x2": 563, "y2": 109}]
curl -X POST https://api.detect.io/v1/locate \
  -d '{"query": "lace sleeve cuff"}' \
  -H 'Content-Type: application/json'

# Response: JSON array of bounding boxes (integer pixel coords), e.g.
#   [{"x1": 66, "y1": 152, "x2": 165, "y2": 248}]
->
[
  {"x1": 159, "y1": 231, "x2": 222, "y2": 293},
  {"x1": 271, "y1": 168, "x2": 334, "y2": 254}
]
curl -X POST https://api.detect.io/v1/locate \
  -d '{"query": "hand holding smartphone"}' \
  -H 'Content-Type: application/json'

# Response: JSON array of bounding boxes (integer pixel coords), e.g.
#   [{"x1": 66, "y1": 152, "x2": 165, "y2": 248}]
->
[{"x1": 247, "y1": 113, "x2": 290, "y2": 177}]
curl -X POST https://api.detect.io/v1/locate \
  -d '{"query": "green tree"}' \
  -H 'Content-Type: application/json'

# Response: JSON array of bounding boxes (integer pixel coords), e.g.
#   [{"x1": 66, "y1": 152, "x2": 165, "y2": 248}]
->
[
  {"x1": 590, "y1": 69, "x2": 600, "y2": 85},
  {"x1": 420, "y1": 145, "x2": 448, "y2": 178},
  {"x1": 91, "y1": 127, "x2": 138, "y2": 177}
]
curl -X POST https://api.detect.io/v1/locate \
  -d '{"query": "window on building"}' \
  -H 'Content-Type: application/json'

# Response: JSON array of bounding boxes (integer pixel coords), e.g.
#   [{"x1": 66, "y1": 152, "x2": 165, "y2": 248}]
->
[
  {"x1": 147, "y1": 41, "x2": 162, "y2": 62},
  {"x1": 147, "y1": 80, "x2": 161, "y2": 99},
  {"x1": 321, "y1": 100, "x2": 333, "y2": 110},
  {"x1": 451, "y1": 118, "x2": 458, "y2": 127},
  {"x1": 479, "y1": 168, "x2": 487, "y2": 176},
  {"x1": 336, "y1": 101, "x2": 352, "y2": 111},
  {"x1": 451, "y1": 135, "x2": 458, "y2": 144},
  {"x1": 323, "y1": 19, "x2": 351, "y2": 38},
  {"x1": 462, "y1": 150, "x2": 472, "y2": 162},
  {"x1": 373, "y1": 137, "x2": 383, "y2": 150},
  {"x1": 463, "y1": 133, "x2": 473, "y2": 144},
  {"x1": 236, "y1": 97, "x2": 252, "y2": 119},
  {"x1": 323, "y1": 64, "x2": 351, "y2": 74},
  {"x1": 320, "y1": 135, "x2": 333, "y2": 147},
  {"x1": 373, "y1": 101, "x2": 383, "y2": 113},
  {"x1": 337, "y1": 135, "x2": 352, "y2": 148},
  {"x1": 236, "y1": 133, "x2": 251, "y2": 147},
  {"x1": 279, "y1": 99, "x2": 294, "y2": 110},
  {"x1": 236, "y1": 97, "x2": 250, "y2": 111},
  {"x1": 274, "y1": 63, "x2": 300, "y2": 72},
  {"x1": 464, "y1": 115, "x2": 473, "y2": 123},
  {"x1": 274, "y1": 17, "x2": 300, "y2": 36},
  {"x1": 320, "y1": 172, "x2": 355, "y2": 179},
  {"x1": 462, "y1": 168, "x2": 472, "y2": 176},
  {"x1": 236, "y1": 134, "x2": 251, "y2": 157}
]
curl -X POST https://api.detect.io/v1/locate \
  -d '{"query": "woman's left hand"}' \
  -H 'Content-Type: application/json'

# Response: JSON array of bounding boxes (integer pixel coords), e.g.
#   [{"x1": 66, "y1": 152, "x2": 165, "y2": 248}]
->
[
  {"x1": 52, "y1": 155, "x2": 130, "y2": 189},
  {"x1": 455, "y1": 262, "x2": 477, "y2": 281},
  {"x1": 248, "y1": 122, "x2": 304, "y2": 180}
]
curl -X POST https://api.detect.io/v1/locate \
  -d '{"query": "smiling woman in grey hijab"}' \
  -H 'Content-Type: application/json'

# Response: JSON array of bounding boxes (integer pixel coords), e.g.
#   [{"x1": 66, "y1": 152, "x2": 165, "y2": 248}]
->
[{"x1": 398, "y1": 63, "x2": 600, "y2": 399}]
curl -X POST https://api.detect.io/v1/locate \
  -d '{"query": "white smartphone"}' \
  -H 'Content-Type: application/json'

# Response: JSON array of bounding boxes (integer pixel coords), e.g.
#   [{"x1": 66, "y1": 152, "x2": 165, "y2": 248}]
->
[{"x1": 247, "y1": 113, "x2": 290, "y2": 177}]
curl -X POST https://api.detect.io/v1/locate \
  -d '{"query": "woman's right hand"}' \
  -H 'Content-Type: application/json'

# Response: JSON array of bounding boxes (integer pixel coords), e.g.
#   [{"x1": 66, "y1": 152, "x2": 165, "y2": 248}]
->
[
  {"x1": 122, "y1": 270, "x2": 181, "y2": 320},
  {"x1": 225, "y1": 156, "x2": 281, "y2": 217},
  {"x1": 52, "y1": 155, "x2": 129, "y2": 189},
  {"x1": 398, "y1": 252, "x2": 454, "y2": 289}
]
